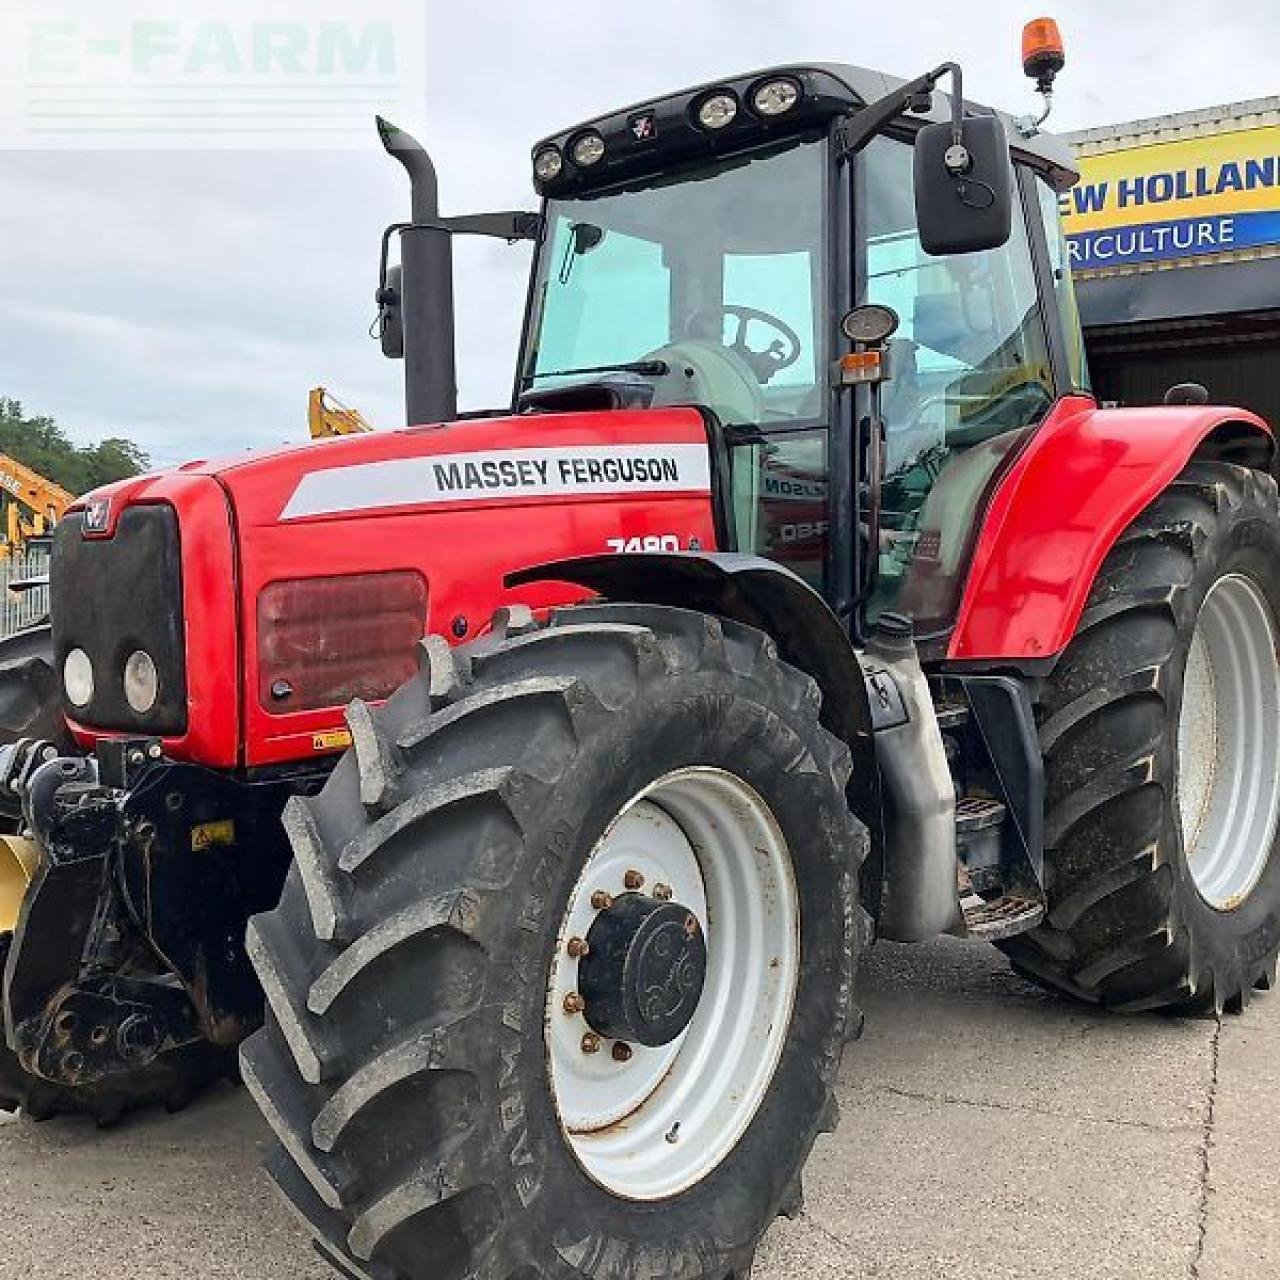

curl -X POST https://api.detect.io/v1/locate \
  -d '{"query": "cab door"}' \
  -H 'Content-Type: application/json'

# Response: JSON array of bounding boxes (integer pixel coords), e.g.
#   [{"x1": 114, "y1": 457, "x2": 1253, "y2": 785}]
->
[{"x1": 855, "y1": 135, "x2": 1062, "y2": 643}]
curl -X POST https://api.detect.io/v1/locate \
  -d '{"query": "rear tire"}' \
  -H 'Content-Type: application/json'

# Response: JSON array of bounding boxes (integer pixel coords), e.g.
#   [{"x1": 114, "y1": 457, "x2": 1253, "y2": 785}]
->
[
  {"x1": 1001, "y1": 462, "x2": 1280, "y2": 1012},
  {"x1": 241, "y1": 604, "x2": 868, "y2": 1280}
]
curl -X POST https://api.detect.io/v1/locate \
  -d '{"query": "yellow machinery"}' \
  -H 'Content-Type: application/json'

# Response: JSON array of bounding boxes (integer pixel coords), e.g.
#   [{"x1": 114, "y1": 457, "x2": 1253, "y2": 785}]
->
[
  {"x1": 0, "y1": 835, "x2": 38, "y2": 934},
  {"x1": 0, "y1": 454, "x2": 74, "y2": 559},
  {"x1": 307, "y1": 386, "x2": 375, "y2": 439}
]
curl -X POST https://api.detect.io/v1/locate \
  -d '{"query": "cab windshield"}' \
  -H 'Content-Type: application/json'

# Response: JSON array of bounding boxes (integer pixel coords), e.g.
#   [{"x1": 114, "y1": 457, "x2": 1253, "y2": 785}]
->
[{"x1": 521, "y1": 137, "x2": 829, "y2": 427}]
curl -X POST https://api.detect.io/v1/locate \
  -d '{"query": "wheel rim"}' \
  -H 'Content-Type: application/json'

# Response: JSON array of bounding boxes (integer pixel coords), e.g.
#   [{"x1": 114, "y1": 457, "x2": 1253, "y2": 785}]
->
[
  {"x1": 545, "y1": 766, "x2": 799, "y2": 1200},
  {"x1": 1177, "y1": 572, "x2": 1280, "y2": 910}
]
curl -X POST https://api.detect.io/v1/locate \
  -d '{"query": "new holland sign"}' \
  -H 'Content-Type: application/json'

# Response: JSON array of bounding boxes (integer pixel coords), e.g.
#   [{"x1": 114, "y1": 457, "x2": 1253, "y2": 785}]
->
[{"x1": 1062, "y1": 123, "x2": 1280, "y2": 271}]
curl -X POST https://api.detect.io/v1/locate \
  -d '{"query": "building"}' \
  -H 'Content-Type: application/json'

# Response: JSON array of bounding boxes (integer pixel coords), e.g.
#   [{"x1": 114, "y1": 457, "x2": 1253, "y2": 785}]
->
[{"x1": 1063, "y1": 97, "x2": 1280, "y2": 425}]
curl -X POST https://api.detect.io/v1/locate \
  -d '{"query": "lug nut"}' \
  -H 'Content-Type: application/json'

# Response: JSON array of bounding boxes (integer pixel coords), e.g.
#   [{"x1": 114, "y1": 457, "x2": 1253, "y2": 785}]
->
[
  {"x1": 624, "y1": 869, "x2": 645, "y2": 891},
  {"x1": 653, "y1": 883, "x2": 673, "y2": 901},
  {"x1": 590, "y1": 890, "x2": 613, "y2": 911},
  {"x1": 612, "y1": 1041, "x2": 633, "y2": 1063},
  {"x1": 566, "y1": 936, "x2": 590, "y2": 958},
  {"x1": 563, "y1": 993, "x2": 585, "y2": 1015},
  {"x1": 581, "y1": 1032, "x2": 601, "y2": 1055}
]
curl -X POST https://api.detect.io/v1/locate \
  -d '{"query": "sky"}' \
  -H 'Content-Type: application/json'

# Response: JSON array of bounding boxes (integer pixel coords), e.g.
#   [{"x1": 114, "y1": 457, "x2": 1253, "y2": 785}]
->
[{"x1": 0, "y1": 1, "x2": 1276, "y2": 468}]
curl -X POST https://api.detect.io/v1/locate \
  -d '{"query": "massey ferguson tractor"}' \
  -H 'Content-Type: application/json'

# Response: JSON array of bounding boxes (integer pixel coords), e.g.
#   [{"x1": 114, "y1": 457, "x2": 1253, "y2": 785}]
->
[{"x1": 2, "y1": 21, "x2": 1279, "y2": 1280}]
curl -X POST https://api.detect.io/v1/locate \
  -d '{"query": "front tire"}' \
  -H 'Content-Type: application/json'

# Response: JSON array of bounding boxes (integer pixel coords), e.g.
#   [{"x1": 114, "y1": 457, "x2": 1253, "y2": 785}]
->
[
  {"x1": 1002, "y1": 462, "x2": 1280, "y2": 1012},
  {"x1": 241, "y1": 604, "x2": 868, "y2": 1280}
]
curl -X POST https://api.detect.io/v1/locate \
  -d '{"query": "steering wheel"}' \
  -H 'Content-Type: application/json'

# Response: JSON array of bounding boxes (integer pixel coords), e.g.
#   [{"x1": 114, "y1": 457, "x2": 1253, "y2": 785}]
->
[{"x1": 718, "y1": 304, "x2": 803, "y2": 384}]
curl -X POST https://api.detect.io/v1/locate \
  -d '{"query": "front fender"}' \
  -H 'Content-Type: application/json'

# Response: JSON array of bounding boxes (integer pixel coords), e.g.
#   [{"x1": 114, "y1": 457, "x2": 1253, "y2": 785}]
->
[
  {"x1": 949, "y1": 397, "x2": 1274, "y2": 662},
  {"x1": 507, "y1": 551, "x2": 883, "y2": 877}
]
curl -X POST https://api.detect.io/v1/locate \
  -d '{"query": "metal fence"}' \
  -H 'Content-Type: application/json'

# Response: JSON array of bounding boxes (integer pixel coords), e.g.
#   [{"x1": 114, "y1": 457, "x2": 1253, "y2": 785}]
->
[{"x1": 0, "y1": 552, "x2": 51, "y2": 638}]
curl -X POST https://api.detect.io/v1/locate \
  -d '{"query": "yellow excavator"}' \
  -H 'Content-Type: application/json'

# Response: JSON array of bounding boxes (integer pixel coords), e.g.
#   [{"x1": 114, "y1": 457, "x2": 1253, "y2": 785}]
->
[
  {"x1": 0, "y1": 455, "x2": 74, "y2": 559},
  {"x1": 307, "y1": 386, "x2": 375, "y2": 439}
]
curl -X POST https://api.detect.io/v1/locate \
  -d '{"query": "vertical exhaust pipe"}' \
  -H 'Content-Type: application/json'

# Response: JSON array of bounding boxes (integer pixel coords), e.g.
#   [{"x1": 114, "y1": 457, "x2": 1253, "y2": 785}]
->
[{"x1": 376, "y1": 116, "x2": 458, "y2": 425}]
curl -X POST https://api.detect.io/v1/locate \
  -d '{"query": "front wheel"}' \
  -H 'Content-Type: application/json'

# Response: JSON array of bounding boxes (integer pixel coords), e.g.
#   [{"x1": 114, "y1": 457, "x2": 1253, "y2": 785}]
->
[
  {"x1": 241, "y1": 603, "x2": 868, "y2": 1280},
  {"x1": 1002, "y1": 462, "x2": 1280, "y2": 1012}
]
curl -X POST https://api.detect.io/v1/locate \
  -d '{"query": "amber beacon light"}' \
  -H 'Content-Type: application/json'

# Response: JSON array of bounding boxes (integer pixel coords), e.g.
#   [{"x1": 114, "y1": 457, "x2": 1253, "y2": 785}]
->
[{"x1": 1022, "y1": 17, "x2": 1066, "y2": 89}]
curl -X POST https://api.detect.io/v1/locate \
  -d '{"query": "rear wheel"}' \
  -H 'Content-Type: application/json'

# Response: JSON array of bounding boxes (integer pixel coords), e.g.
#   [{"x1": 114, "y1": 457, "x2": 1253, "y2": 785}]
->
[
  {"x1": 241, "y1": 603, "x2": 868, "y2": 1280},
  {"x1": 1001, "y1": 462, "x2": 1280, "y2": 1012}
]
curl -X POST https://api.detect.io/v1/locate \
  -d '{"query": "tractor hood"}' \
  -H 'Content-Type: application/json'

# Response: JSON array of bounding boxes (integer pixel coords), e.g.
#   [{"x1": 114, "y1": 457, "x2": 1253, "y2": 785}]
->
[
  {"x1": 215, "y1": 407, "x2": 720, "y2": 766},
  {"x1": 188, "y1": 408, "x2": 715, "y2": 530},
  {"x1": 61, "y1": 408, "x2": 721, "y2": 770}
]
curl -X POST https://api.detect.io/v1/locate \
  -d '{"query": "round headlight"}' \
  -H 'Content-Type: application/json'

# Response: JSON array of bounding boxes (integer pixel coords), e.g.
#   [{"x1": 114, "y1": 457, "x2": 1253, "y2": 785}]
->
[
  {"x1": 123, "y1": 649, "x2": 159, "y2": 714},
  {"x1": 752, "y1": 78, "x2": 801, "y2": 117},
  {"x1": 533, "y1": 146, "x2": 564, "y2": 182},
  {"x1": 697, "y1": 92, "x2": 738, "y2": 130},
  {"x1": 63, "y1": 648, "x2": 94, "y2": 709},
  {"x1": 571, "y1": 132, "x2": 606, "y2": 167}
]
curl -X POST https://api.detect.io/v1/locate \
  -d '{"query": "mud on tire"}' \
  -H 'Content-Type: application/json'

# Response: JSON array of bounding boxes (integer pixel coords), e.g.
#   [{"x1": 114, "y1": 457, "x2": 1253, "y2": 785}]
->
[
  {"x1": 241, "y1": 603, "x2": 868, "y2": 1280},
  {"x1": 1001, "y1": 461, "x2": 1280, "y2": 1013}
]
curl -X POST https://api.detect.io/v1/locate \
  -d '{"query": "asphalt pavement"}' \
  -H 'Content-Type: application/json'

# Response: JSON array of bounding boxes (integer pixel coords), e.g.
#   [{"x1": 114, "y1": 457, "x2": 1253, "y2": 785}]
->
[{"x1": 2, "y1": 936, "x2": 1274, "y2": 1279}]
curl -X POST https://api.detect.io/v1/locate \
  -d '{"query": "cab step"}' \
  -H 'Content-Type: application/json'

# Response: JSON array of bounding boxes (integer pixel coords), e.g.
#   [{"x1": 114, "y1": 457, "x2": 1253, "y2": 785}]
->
[
  {"x1": 956, "y1": 794, "x2": 1006, "y2": 833},
  {"x1": 960, "y1": 893, "x2": 1045, "y2": 941},
  {"x1": 934, "y1": 698, "x2": 970, "y2": 730}
]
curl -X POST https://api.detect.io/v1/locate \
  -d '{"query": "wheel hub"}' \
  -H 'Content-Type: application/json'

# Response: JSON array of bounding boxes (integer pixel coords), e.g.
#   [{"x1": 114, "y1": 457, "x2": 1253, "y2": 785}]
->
[
  {"x1": 545, "y1": 768, "x2": 799, "y2": 1200},
  {"x1": 579, "y1": 893, "x2": 706, "y2": 1047}
]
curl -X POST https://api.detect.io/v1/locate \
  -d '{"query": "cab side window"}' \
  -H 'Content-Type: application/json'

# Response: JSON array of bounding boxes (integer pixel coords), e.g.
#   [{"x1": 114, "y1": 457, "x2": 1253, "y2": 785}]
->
[
  {"x1": 1035, "y1": 176, "x2": 1093, "y2": 393},
  {"x1": 860, "y1": 135, "x2": 1056, "y2": 629}
]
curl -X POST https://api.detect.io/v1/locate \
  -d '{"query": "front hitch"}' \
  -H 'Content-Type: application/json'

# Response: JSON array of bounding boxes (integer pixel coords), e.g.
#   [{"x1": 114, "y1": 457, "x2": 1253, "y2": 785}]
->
[{"x1": 3, "y1": 746, "x2": 300, "y2": 1089}]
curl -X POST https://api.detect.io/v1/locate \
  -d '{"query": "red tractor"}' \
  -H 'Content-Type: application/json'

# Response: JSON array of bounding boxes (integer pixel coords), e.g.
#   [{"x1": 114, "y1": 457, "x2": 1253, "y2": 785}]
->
[{"x1": 3, "y1": 23, "x2": 1279, "y2": 1280}]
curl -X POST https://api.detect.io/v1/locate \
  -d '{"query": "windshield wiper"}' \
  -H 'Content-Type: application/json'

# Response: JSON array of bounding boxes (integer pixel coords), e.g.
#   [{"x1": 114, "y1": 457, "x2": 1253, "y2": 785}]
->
[{"x1": 522, "y1": 358, "x2": 669, "y2": 387}]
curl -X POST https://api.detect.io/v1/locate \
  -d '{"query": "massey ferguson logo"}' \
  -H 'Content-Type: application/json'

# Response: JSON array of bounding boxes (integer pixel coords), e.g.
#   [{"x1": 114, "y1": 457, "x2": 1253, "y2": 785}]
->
[
  {"x1": 82, "y1": 497, "x2": 111, "y2": 534},
  {"x1": 629, "y1": 111, "x2": 657, "y2": 141}
]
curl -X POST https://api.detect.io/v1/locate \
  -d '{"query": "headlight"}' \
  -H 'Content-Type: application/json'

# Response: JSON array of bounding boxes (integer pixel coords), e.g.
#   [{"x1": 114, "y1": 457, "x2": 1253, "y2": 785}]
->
[
  {"x1": 752, "y1": 78, "x2": 801, "y2": 117},
  {"x1": 571, "y1": 132, "x2": 606, "y2": 167},
  {"x1": 123, "y1": 649, "x2": 159, "y2": 714},
  {"x1": 534, "y1": 146, "x2": 564, "y2": 182},
  {"x1": 697, "y1": 92, "x2": 738, "y2": 130},
  {"x1": 63, "y1": 648, "x2": 94, "y2": 708}
]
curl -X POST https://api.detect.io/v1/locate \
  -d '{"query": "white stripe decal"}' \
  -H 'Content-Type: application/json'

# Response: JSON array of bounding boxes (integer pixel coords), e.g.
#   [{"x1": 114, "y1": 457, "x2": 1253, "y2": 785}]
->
[{"x1": 280, "y1": 443, "x2": 711, "y2": 521}]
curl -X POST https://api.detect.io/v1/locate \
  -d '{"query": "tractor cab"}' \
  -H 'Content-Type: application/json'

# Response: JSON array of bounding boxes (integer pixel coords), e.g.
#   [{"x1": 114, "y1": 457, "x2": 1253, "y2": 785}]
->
[{"x1": 509, "y1": 60, "x2": 1084, "y2": 649}]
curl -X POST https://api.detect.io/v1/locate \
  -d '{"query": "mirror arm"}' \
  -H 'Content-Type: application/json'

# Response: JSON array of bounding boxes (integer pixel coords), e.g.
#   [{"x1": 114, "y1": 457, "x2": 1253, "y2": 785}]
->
[
  {"x1": 374, "y1": 213, "x2": 542, "y2": 338},
  {"x1": 835, "y1": 61, "x2": 966, "y2": 164}
]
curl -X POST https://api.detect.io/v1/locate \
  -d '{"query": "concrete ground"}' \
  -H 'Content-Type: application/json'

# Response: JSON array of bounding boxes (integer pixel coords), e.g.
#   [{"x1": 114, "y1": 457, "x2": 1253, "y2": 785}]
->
[{"x1": 1, "y1": 937, "x2": 1275, "y2": 1279}]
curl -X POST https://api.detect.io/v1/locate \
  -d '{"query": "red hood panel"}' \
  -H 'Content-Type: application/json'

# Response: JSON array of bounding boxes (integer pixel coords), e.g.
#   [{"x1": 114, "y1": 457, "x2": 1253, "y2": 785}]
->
[{"x1": 190, "y1": 409, "x2": 713, "y2": 528}]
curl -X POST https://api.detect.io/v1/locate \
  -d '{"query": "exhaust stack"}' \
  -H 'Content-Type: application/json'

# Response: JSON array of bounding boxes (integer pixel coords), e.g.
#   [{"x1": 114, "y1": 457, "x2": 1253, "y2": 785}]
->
[{"x1": 377, "y1": 116, "x2": 458, "y2": 426}]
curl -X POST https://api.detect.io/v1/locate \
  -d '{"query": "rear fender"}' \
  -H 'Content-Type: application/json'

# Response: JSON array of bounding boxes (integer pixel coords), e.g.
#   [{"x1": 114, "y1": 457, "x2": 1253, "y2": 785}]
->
[
  {"x1": 508, "y1": 552, "x2": 884, "y2": 889},
  {"x1": 949, "y1": 397, "x2": 1274, "y2": 662}
]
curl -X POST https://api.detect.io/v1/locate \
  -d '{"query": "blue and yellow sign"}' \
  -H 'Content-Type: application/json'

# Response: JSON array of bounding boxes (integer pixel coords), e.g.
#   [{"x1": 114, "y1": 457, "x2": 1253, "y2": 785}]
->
[{"x1": 1062, "y1": 124, "x2": 1280, "y2": 270}]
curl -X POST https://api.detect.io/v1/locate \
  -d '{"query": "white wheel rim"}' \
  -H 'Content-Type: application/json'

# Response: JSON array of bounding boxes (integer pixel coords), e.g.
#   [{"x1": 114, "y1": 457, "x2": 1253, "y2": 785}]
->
[
  {"x1": 546, "y1": 766, "x2": 799, "y2": 1200},
  {"x1": 1177, "y1": 572, "x2": 1280, "y2": 910}
]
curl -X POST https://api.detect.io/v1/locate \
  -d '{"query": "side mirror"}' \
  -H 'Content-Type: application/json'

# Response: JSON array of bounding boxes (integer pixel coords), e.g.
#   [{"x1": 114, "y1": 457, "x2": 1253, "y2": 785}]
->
[
  {"x1": 913, "y1": 115, "x2": 1013, "y2": 256},
  {"x1": 1165, "y1": 382, "x2": 1210, "y2": 407},
  {"x1": 377, "y1": 263, "x2": 405, "y2": 359}
]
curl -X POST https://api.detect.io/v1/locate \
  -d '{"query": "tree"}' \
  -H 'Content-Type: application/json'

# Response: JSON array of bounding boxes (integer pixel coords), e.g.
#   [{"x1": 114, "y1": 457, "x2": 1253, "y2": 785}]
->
[{"x1": 0, "y1": 399, "x2": 150, "y2": 496}]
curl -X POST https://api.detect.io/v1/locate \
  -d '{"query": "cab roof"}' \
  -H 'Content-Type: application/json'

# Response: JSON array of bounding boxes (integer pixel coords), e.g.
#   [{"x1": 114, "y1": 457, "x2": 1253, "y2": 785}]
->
[{"x1": 532, "y1": 61, "x2": 1079, "y2": 198}]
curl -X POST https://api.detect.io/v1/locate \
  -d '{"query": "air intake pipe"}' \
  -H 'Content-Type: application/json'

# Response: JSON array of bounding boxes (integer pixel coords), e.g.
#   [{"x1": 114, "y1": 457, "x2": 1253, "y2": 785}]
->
[{"x1": 377, "y1": 116, "x2": 458, "y2": 426}]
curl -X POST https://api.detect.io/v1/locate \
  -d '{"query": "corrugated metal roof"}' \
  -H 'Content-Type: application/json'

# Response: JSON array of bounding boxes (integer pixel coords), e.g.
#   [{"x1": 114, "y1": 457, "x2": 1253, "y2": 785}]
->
[{"x1": 1064, "y1": 97, "x2": 1280, "y2": 155}]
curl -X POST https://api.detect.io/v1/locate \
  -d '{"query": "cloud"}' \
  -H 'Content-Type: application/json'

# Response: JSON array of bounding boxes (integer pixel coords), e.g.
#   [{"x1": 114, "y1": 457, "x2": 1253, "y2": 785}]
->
[{"x1": 1, "y1": 0, "x2": 1275, "y2": 461}]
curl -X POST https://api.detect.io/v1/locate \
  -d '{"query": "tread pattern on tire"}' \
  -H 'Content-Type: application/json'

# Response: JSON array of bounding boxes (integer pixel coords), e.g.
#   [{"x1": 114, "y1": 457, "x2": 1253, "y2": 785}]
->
[
  {"x1": 1000, "y1": 462, "x2": 1280, "y2": 1014},
  {"x1": 243, "y1": 603, "x2": 867, "y2": 1280}
]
